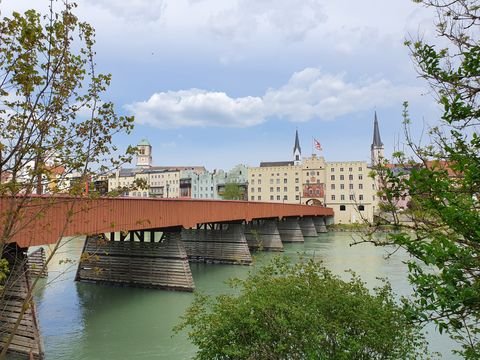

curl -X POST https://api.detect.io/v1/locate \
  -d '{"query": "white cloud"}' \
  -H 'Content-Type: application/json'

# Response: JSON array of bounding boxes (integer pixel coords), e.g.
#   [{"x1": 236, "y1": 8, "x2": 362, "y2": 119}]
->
[
  {"x1": 264, "y1": 68, "x2": 420, "y2": 121},
  {"x1": 125, "y1": 89, "x2": 265, "y2": 128},
  {"x1": 126, "y1": 68, "x2": 424, "y2": 128},
  {"x1": 209, "y1": 0, "x2": 326, "y2": 43},
  {"x1": 83, "y1": 0, "x2": 166, "y2": 22}
]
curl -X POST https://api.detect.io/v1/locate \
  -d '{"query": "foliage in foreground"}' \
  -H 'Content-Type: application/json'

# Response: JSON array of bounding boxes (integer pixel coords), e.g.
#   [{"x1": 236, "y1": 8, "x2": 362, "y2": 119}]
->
[
  {"x1": 366, "y1": 1, "x2": 480, "y2": 358},
  {"x1": 176, "y1": 258, "x2": 430, "y2": 360}
]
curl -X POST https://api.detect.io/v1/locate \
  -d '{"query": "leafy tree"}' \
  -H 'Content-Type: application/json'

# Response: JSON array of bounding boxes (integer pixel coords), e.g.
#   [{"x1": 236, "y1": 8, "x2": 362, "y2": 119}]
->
[
  {"x1": 221, "y1": 182, "x2": 244, "y2": 200},
  {"x1": 175, "y1": 257, "x2": 430, "y2": 360},
  {"x1": 366, "y1": 1, "x2": 480, "y2": 358},
  {"x1": 0, "y1": 1, "x2": 135, "y2": 358}
]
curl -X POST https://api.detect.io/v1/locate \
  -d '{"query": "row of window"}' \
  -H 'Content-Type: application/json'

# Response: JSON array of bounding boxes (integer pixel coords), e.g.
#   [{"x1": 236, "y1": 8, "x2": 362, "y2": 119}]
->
[
  {"x1": 331, "y1": 194, "x2": 364, "y2": 201},
  {"x1": 250, "y1": 195, "x2": 301, "y2": 201},
  {"x1": 339, "y1": 204, "x2": 365, "y2": 211},
  {"x1": 330, "y1": 166, "x2": 363, "y2": 172},
  {"x1": 151, "y1": 173, "x2": 178, "y2": 179},
  {"x1": 331, "y1": 183, "x2": 363, "y2": 190},
  {"x1": 330, "y1": 174, "x2": 363, "y2": 181}
]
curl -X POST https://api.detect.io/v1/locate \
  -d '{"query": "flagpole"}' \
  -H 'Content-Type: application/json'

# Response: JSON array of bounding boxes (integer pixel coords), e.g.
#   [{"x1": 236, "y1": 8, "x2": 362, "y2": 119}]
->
[{"x1": 311, "y1": 136, "x2": 314, "y2": 155}]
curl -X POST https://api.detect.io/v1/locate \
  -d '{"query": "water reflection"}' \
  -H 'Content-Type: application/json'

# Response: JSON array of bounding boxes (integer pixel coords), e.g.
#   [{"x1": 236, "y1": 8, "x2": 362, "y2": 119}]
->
[{"x1": 33, "y1": 234, "x2": 460, "y2": 359}]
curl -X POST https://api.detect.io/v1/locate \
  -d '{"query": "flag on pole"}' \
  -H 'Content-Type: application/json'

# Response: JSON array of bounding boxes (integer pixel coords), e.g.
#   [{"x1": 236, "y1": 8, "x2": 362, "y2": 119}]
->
[{"x1": 314, "y1": 138, "x2": 322, "y2": 151}]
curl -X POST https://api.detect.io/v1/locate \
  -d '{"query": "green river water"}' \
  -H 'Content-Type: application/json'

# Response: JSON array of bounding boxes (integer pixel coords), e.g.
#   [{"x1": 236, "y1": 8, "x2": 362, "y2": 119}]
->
[{"x1": 32, "y1": 232, "x2": 460, "y2": 359}]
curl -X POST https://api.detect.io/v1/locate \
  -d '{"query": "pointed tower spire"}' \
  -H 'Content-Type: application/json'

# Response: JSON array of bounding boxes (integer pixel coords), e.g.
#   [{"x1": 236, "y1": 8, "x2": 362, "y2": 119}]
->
[
  {"x1": 371, "y1": 111, "x2": 384, "y2": 165},
  {"x1": 293, "y1": 129, "x2": 302, "y2": 165},
  {"x1": 372, "y1": 111, "x2": 383, "y2": 148}
]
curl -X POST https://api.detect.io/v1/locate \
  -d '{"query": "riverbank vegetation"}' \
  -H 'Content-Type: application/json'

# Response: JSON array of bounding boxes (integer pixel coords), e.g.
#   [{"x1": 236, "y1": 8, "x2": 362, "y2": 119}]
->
[
  {"x1": 176, "y1": 257, "x2": 432, "y2": 360},
  {"x1": 363, "y1": 1, "x2": 480, "y2": 358}
]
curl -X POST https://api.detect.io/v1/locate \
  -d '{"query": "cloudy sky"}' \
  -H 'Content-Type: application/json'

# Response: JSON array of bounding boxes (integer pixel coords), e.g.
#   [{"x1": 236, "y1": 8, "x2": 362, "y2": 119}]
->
[{"x1": 3, "y1": 0, "x2": 442, "y2": 170}]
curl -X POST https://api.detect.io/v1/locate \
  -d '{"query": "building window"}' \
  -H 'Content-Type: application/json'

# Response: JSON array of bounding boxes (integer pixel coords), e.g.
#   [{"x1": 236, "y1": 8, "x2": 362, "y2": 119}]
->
[
  {"x1": 283, "y1": 187, "x2": 287, "y2": 192},
  {"x1": 251, "y1": 187, "x2": 254, "y2": 193},
  {"x1": 309, "y1": 189, "x2": 313, "y2": 195},
  {"x1": 283, "y1": 195, "x2": 288, "y2": 200},
  {"x1": 359, "y1": 174, "x2": 363, "y2": 180},
  {"x1": 340, "y1": 175, "x2": 344, "y2": 180},
  {"x1": 258, "y1": 187, "x2": 261, "y2": 192},
  {"x1": 258, "y1": 196, "x2": 261, "y2": 200},
  {"x1": 306, "y1": 171, "x2": 309, "y2": 176},
  {"x1": 284, "y1": 178, "x2": 287, "y2": 184},
  {"x1": 331, "y1": 195, "x2": 335, "y2": 200},
  {"x1": 295, "y1": 178, "x2": 299, "y2": 183},
  {"x1": 296, "y1": 195, "x2": 300, "y2": 200},
  {"x1": 359, "y1": 184, "x2": 363, "y2": 190},
  {"x1": 340, "y1": 205, "x2": 346, "y2": 211},
  {"x1": 270, "y1": 187, "x2": 274, "y2": 192},
  {"x1": 257, "y1": 179, "x2": 261, "y2": 184},
  {"x1": 276, "y1": 195, "x2": 280, "y2": 200},
  {"x1": 270, "y1": 179, "x2": 274, "y2": 184},
  {"x1": 331, "y1": 175, "x2": 335, "y2": 180},
  {"x1": 359, "y1": 195, "x2": 364, "y2": 201},
  {"x1": 276, "y1": 179, "x2": 280, "y2": 184},
  {"x1": 340, "y1": 184, "x2": 345, "y2": 190},
  {"x1": 270, "y1": 195, "x2": 274, "y2": 200},
  {"x1": 315, "y1": 189, "x2": 320, "y2": 195},
  {"x1": 277, "y1": 187, "x2": 280, "y2": 192},
  {"x1": 358, "y1": 167, "x2": 362, "y2": 171},
  {"x1": 349, "y1": 175, "x2": 353, "y2": 180},
  {"x1": 349, "y1": 184, "x2": 354, "y2": 190},
  {"x1": 340, "y1": 167, "x2": 344, "y2": 172},
  {"x1": 317, "y1": 171, "x2": 320, "y2": 175},
  {"x1": 330, "y1": 168, "x2": 334, "y2": 172},
  {"x1": 331, "y1": 184, "x2": 335, "y2": 190},
  {"x1": 358, "y1": 205, "x2": 365, "y2": 211},
  {"x1": 349, "y1": 194, "x2": 355, "y2": 200},
  {"x1": 341, "y1": 195, "x2": 345, "y2": 200},
  {"x1": 295, "y1": 186, "x2": 299, "y2": 191}
]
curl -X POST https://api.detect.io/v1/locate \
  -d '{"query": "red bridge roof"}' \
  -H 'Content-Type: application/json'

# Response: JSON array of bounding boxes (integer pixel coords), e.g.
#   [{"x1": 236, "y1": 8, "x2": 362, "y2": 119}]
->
[{"x1": 0, "y1": 196, "x2": 333, "y2": 248}]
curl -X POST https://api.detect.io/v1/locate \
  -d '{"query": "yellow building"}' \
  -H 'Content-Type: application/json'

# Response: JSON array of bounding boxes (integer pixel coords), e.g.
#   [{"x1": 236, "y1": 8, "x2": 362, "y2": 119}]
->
[{"x1": 248, "y1": 116, "x2": 382, "y2": 224}]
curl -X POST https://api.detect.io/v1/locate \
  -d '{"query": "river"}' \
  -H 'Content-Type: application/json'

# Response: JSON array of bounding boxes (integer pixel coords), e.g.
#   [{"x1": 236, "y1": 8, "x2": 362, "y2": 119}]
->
[{"x1": 32, "y1": 232, "x2": 460, "y2": 359}]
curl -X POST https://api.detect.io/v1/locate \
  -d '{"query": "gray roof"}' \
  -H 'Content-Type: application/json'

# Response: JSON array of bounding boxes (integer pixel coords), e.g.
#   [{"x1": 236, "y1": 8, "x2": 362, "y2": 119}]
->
[
  {"x1": 293, "y1": 129, "x2": 301, "y2": 154},
  {"x1": 260, "y1": 161, "x2": 295, "y2": 167},
  {"x1": 372, "y1": 111, "x2": 383, "y2": 148}
]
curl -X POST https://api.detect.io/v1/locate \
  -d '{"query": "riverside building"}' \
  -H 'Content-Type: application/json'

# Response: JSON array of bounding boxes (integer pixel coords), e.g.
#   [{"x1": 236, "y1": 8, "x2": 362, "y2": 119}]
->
[{"x1": 248, "y1": 114, "x2": 383, "y2": 224}]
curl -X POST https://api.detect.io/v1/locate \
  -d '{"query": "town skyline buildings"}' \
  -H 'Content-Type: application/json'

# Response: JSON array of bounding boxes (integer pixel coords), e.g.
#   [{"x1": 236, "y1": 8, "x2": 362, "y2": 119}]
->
[{"x1": 2, "y1": 1, "x2": 443, "y2": 171}]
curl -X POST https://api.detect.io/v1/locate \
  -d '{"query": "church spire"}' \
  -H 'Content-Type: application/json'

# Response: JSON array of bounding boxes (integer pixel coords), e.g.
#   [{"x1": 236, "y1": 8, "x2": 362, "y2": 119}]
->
[
  {"x1": 293, "y1": 129, "x2": 301, "y2": 165},
  {"x1": 372, "y1": 111, "x2": 383, "y2": 148},
  {"x1": 371, "y1": 111, "x2": 384, "y2": 166}
]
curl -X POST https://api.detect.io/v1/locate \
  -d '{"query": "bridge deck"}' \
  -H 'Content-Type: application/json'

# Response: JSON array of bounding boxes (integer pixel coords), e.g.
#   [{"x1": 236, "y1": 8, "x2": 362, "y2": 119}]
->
[{"x1": 0, "y1": 196, "x2": 333, "y2": 248}]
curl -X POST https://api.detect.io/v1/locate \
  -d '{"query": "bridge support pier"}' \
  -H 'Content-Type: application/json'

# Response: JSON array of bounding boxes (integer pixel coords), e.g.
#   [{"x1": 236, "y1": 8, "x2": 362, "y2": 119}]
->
[
  {"x1": 277, "y1": 217, "x2": 304, "y2": 243},
  {"x1": 75, "y1": 231, "x2": 194, "y2": 291},
  {"x1": 313, "y1": 217, "x2": 328, "y2": 233},
  {"x1": 182, "y1": 223, "x2": 252, "y2": 265},
  {"x1": 244, "y1": 219, "x2": 284, "y2": 251},
  {"x1": 27, "y1": 247, "x2": 48, "y2": 278},
  {"x1": 0, "y1": 243, "x2": 44, "y2": 359},
  {"x1": 298, "y1": 217, "x2": 318, "y2": 237}
]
